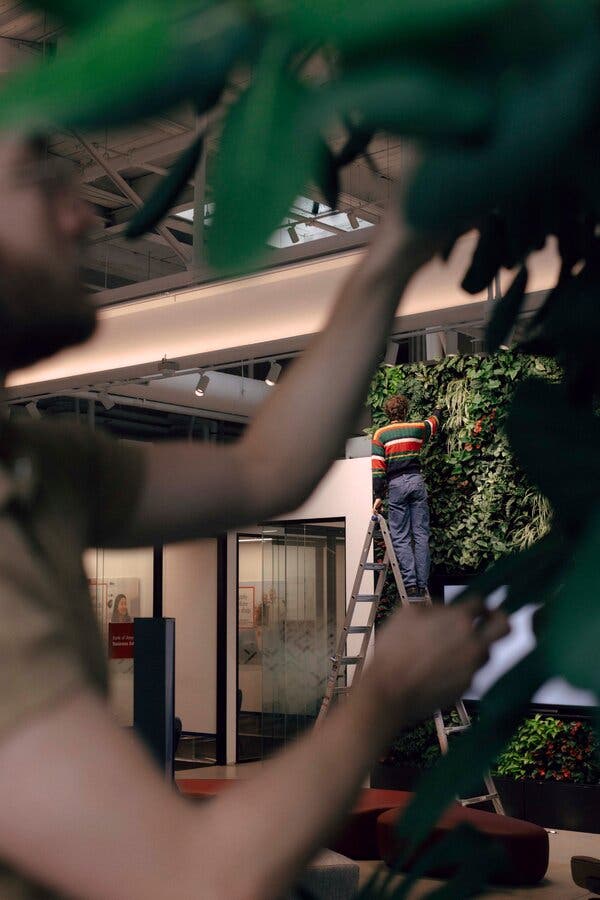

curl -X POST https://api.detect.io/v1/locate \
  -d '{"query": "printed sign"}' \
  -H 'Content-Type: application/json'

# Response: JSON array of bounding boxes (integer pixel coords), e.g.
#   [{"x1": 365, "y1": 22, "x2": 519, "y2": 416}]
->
[{"x1": 109, "y1": 623, "x2": 135, "y2": 659}]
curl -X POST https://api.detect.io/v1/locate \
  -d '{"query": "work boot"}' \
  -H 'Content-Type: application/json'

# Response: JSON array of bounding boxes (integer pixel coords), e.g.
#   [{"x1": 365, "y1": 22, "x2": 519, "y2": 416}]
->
[{"x1": 406, "y1": 586, "x2": 420, "y2": 598}]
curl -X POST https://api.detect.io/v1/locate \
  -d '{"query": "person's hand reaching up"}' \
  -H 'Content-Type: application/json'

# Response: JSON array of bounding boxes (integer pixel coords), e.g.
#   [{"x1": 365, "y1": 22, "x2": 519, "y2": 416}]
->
[{"x1": 362, "y1": 596, "x2": 509, "y2": 725}]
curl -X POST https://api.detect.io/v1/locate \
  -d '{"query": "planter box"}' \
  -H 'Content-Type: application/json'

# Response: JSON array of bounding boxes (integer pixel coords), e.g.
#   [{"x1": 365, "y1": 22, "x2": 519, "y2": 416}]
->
[
  {"x1": 371, "y1": 766, "x2": 600, "y2": 833},
  {"x1": 520, "y1": 779, "x2": 600, "y2": 833}
]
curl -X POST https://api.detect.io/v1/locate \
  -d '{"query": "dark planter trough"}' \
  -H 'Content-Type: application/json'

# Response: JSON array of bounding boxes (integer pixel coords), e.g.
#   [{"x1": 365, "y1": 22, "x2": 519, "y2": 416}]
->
[{"x1": 371, "y1": 764, "x2": 600, "y2": 833}]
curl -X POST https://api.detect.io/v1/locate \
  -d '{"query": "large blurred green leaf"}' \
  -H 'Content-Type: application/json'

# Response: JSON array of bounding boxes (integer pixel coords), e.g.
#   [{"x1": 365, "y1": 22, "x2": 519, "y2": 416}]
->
[
  {"x1": 265, "y1": 0, "x2": 513, "y2": 52},
  {"x1": 485, "y1": 266, "x2": 528, "y2": 352},
  {"x1": 0, "y1": 1, "x2": 256, "y2": 132},
  {"x1": 207, "y1": 36, "x2": 321, "y2": 271},
  {"x1": 312, "y1": 65, "x2": 492, "y2": 141},
  {"x1": 408, "y1": 25, "x2": 600, "y2": 230},
  {"x1": 544, "y1": 512, "x2": 600, "y2": 693},
  {"x1": 24, "y1": 0, "x2": 121, "y2": 26},
  {"x1": 386, "y1": 824, "x2": 505, "y2": 899},
  {"x1": 506, "y1": 379, "x2": 600, "y2": 530},
  {"x1": 388, "y1": 649, "x2": 546, "y2": 865}
]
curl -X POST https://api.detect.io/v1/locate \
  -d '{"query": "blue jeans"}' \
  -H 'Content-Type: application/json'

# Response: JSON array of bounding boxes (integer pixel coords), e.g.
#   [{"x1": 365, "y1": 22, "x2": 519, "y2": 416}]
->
[{"x1": 388, "y1": 472, "x2": 431, "y2": 590}]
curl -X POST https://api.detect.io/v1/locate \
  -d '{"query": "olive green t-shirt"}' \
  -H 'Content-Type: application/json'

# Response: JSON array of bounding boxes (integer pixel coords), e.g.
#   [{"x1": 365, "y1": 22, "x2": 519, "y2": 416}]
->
[{"x1": 0, "y1": 420, "x2": 144, "y2": 898}]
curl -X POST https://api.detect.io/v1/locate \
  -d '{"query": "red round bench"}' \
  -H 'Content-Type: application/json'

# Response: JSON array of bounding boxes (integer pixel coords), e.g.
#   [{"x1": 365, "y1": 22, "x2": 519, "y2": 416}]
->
[
  {"x1": 177, "y1": 780, "x2": 549, "y2": 886},
  {"x1": 377, "y1": 798, "x2": 549, "y2": 886}
]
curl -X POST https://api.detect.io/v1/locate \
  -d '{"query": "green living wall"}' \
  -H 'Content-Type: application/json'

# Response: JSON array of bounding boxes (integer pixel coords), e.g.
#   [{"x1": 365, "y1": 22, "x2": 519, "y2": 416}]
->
[{"x1": 368, "y1": 351, "x2": 561, "y2": 578}]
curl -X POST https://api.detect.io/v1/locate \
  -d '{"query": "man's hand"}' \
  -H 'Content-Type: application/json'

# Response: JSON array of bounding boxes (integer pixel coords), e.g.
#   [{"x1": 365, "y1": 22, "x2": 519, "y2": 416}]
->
[
  {"x1": 373, "y1": 498, "x2": 383, "y2": 514},
  {"x1": 362, "y1": 596, "x2": 509, "y2": 724}
]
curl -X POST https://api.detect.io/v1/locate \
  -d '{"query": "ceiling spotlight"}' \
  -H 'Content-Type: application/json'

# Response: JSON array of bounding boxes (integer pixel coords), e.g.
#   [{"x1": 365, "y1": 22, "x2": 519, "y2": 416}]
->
[
  {"x1": 383, "y1": 340, "x2": 398, "y2": 367},
  {"x1": 265, "y1": 361, "x2": 282, "y2": 386},
  {"x1": 98, "y1": 392, "x2": 115, "y2": 411},
  {"x1": 287, "y1": 225, "x2": 300, "y2": 244},
  {"x1": 195, "y1": 373, "x2": 210, "y2": 397},
  {"x1": 26, "y1": 401, "x2": 41, "y2": 419}
]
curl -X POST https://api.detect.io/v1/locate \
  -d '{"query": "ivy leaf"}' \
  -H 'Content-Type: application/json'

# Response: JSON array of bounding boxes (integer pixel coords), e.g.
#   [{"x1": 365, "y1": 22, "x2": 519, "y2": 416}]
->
[
  {"x1": 271, "y1": 0, "x2": 512, "y2": 52},
  {"x1": 485, "y1": 265, "x2": 528, "y2": 352},
  {"x1": 208, "y1": 37, "x2": 321, "y2": 271},
  {"x1": 127, "y1": 134, "x2": 204, "y2": 239}
]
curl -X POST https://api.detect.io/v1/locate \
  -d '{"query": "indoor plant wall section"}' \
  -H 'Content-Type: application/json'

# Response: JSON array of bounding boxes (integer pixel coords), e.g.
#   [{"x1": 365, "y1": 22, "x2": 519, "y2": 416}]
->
[{"x1": 368, "y1": 352, "x2": 561, "y2": 581}]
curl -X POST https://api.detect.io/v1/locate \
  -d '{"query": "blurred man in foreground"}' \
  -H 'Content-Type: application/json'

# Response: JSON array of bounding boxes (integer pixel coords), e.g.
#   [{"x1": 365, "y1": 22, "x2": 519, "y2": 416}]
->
[{"x1": 0, "y1": 134, "x2": 508, "y2": 899}]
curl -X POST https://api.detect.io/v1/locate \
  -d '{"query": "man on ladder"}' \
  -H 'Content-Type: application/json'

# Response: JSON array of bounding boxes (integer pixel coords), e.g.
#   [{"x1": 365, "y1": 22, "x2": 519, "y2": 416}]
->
[{"x1": 372, "y1": 394, "x2": 442, "y2": 597}]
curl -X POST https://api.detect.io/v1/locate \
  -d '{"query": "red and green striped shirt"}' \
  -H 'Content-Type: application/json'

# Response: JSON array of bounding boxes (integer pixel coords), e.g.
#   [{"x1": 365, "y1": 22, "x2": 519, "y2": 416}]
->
[{"x1": 372, "y1": 411, "x2": 441, "y2": 499}]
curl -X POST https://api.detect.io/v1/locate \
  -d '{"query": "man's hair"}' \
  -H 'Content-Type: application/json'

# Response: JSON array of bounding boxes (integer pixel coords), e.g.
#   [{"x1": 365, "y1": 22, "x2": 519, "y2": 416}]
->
[{"x1": 384, "y1": 394, "x2": 409, "y2": 422}]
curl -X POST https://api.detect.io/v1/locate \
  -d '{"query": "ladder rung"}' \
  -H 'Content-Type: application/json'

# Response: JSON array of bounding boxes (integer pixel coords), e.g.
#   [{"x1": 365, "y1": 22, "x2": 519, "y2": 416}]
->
[
  {"x1": 338, "y1": 656, "x2": 361, "y2": 666},
  {"x1": 444, "y1": 725, "x2": 470, "y2": 735},
  {"x1": 407, "y1": 596, "x2": 429, "y2": 604},
  {"x1": 356, "y1": 594, "x2": 378, "y2": 603},
  {"x1": 460, "y1": 793, "x2": 498, "y2": 807},
  {"x1": 347, "y1": 625, "x2": 370, "y2": 634},
  {"x1": 334, "y1": 686, "x2": 352, "y2": 695},
  {"x1": 363, "y1": 562, "x2": 386, "y2": 571}
]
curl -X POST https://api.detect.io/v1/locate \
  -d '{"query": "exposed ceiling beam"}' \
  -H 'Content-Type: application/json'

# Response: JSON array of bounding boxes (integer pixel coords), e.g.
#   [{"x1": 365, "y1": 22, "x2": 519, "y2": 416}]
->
[
  {"x1": 84, "y1": 241, "x2": 183, "y2": 284},
  {"x1": 80, "y1": 131, "x2": 198, "y2": 184},
  {"x1": 89, "y1": 215, "x2": 193, "y2": 245},
  {"x1": 74, "y1": 131, "x2": 192, "y2": 268}
]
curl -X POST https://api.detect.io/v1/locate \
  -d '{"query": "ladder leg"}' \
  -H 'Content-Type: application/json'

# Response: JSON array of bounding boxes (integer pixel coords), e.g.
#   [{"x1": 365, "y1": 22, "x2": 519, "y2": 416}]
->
[
  {"x1": 454, "y1": 698, "x2": 471, "y2": 727},
  {"x1": 433, "y1": 709, "x2": 449, "y2": 754}
]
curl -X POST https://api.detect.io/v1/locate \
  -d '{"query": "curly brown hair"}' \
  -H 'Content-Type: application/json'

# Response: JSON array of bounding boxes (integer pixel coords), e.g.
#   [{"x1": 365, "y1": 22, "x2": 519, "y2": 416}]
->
[{"x1": 384, "y1": 394, "x2": 409, "y2": 422}]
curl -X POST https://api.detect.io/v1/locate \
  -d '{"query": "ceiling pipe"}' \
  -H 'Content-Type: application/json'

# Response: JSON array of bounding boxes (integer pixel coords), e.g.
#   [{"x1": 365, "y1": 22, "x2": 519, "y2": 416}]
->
[{"x1": 9, "y1": 391, "x2": 252, "y2": 425}]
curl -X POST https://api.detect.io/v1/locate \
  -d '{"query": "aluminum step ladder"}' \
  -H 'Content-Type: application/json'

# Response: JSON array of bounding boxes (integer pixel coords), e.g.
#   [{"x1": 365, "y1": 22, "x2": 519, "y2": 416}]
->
[{"x1": 316, "y1": 511, "x2": 505, "y2": 815}]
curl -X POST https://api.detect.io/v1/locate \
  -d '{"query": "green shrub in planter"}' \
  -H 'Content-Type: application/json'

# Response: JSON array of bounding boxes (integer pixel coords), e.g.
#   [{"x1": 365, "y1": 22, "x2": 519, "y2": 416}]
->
[
  {"x1": 386, "y1": 713, "x2": 600, "y2": 786},
  {"x1": 384, "y1": 719, "x2": 441, "y2": 770},
  {"x1": 493, "y1": 714, "x2": 600, "y2": 785}
]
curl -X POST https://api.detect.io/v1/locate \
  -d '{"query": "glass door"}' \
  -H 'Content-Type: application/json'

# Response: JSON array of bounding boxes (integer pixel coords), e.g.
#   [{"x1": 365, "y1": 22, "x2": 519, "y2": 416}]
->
[{"x1": 237, "y1": 521, "x2": 345, "y2": 761}]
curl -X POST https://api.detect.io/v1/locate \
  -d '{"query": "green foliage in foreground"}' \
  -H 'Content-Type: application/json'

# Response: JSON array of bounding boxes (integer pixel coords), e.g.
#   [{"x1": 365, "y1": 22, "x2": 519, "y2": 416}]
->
[
  {"x1": 4, "y1": 0, "x2": 600, "y2": 283},
  {"x1": 10, "y1": 1, "x2": 600, "y2": 896}
]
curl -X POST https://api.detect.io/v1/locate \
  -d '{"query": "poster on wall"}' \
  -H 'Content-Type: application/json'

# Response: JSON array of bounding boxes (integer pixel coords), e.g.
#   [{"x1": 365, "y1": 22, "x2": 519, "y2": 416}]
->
[
  {"x1": 106, "y1": 579, "x2": 139, "y2": 664},
  {"x1": 107, "y1": 577, "x2": 140, "y2": 624}
]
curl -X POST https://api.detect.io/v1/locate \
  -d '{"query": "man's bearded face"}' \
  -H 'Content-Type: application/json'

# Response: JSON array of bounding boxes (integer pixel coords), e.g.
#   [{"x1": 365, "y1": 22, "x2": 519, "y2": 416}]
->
[{"x1": 0, "y1": 137, "x2": 96, "y2": 374}]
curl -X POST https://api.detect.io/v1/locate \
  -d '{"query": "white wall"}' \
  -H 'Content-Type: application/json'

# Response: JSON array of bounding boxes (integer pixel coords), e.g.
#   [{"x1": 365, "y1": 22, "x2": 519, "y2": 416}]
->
[
  {"x1": 284, "y1": 456, "x2": 373, "y2": 613},
  {"x1": 163, "y1": 539, "x2": 218, "y2": 735}
]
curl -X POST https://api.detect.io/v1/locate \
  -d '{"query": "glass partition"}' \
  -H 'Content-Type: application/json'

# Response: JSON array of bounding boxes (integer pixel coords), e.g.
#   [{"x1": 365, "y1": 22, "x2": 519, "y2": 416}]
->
[{"x1": 237, "y1": 521, "x2": 345, "y2": 761}]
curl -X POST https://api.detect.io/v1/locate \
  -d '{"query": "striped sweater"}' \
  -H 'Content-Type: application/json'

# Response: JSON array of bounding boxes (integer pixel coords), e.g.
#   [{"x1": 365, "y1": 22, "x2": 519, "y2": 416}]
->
[{"x1": 372, "y1": 411, "x2": 441, "y2": 499}]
